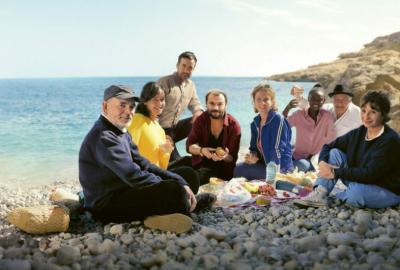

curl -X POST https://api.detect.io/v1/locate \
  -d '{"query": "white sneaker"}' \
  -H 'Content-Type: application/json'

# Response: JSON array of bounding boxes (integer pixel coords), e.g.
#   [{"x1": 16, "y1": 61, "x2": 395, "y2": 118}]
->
[{"x1": 293, "y1": 186, "x2": 329, "y2": 208}]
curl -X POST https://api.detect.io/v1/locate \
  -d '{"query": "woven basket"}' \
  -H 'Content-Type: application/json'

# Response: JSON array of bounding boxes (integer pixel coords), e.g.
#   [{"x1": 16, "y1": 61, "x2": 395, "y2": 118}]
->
[{"x1": 8, "y1": 205, "x2": 70, "y2": 234}]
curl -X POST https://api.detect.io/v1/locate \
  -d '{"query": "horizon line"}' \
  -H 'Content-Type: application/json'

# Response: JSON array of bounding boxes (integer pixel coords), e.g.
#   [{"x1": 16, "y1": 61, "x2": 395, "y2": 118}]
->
[{"x1": 0, "y1": 74, "x2": 268, "y2": 80}]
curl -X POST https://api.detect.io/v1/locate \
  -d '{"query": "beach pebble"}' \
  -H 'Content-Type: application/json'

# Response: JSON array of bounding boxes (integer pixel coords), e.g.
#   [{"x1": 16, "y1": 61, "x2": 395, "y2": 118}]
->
[
  {"x1": 337, "y1": 211, "x2": 350, "y2": 220},
  {"x1": 385, "y1": 224, "x2": 397, "y2": 238},
  {"x1": 244, "y1": 241, "x2": 258, "y2": 255},
  {"x1": 3, "y1": 247, "x2": 28, "y2": 259},
  {"x1": 219, "y1": 252, "x2": 235, "y2": 265},
  {"x1": 283, "y1": 260, "x2": 297, "y2": 270},
  {"x1": 228, "y1": 262, "x2": 253, "y2": 270},
  {"x1": 257, "y1": 246, "x2": 268, "y2": 257},
  {"x1": 379, "y1": 215, "x2": 390, "y2": 226},
  {"x1": 201, "y1": 227, "x2": 226, "y2": 241},
  {"x1": 192, "y1": 234, "x2": 208, "y2": 247},
  {"x1": 109, "y1": 224, "x2": 124, "y2": 236},
  {"x1": 202, "y1": 254, "x2": 219, "y2": 269},
  {"x1": 386, "y1": 209, "x2": 399, "y2": 220},
  {"x1": 295, "y1": 235, "x2": 325, "y2": 252},
  {"x1": 98, "y1": 239, "x2": 119, "y2": 253},
  {"x1": 366, "y1": 252, "x2": 385, "y2": 265},
  {"x1": 0, "y1": 259, "x2": 31, "y2": 270},
  {"x1": 363, "y1": 235, "x2": 395, "y2": 252},
  {"x1": 366, "y1": 226, "x2": 386, "y2": 238},
  {"x1": 141, "y1": 251, "x2": 168, "y2": 267},
  {"x1": 267, "y1": 247, "x2": 284, "y2": 261},
  {"x1": 85, "y1": 232, "x2": 102, "y2": 240},
  {"x1": 326, "y1": 232, "x2": 358, "y2": 246},
  {"x1": 270, "y1": 206, "x2": 282, "y2": 218},
  {"x1": 390, "y1": 248, "x2": 400, "y2": 263},
  {"x1": 180, "y1": 248, "x2": 193, "y2": 261},
  {"x1": 49, "y1": 239, "x2": 62, "y2": 251},
  {"x1": 176, "y1": 237, "x2": 192, "y2": 248},
  {"x1": 353, "y1": 223, "x2": 368, "y2": 235},
  {"x1": 195, "y1": 245, "x2": 209, "y2": 256},
  {"x1": 244, "y1": 213, "x2": 254, "y2": 223},
  {"x1": 165, "y1": 242, "x2": 179, "y2": 255},
  {"x1": 120, "y1": 233, "x2": 133, "y2": 245},
  {"x1": 68, "y1": 238, "x2": 82, "y2": 247},
  {"x1": 56, "y1": 245, "x2": 81, "y2": 265},
  {"x1": 354, "y1": 210, "x2": 372, "y2": 225},
  {"x1": 328, "y1": 245, "x2": 348, "y2": 260},
  {"x1": 161, "y1": 261, "x2": 187, "y2": 270},
  {"x1": 93, "y1": 253, "x2": 116, "y2": 267},
  {"x1": 303, "y1": 221, "x2": 314, "y2": 229}
]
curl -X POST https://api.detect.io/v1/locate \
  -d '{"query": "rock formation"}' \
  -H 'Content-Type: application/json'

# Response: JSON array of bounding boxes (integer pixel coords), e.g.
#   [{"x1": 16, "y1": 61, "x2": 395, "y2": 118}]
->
[{"x1": 267, "y1": 31, "x2": 400, "y2": 132}]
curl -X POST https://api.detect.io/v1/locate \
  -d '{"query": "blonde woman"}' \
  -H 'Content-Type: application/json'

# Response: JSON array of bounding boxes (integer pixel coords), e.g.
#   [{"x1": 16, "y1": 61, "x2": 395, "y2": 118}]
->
[{"x1": 234, "y1": 84, "x2": 293, "y2": 180}]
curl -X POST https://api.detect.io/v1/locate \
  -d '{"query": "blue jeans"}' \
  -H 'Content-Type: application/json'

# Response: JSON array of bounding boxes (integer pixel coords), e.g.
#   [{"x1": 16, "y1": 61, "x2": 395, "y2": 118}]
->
[
  {"x1": 293, "y1": 158, "x2": 314, "y2": 172},
  {"x1": 316, "y1": 148, "x2": 400, "y2": 209}
]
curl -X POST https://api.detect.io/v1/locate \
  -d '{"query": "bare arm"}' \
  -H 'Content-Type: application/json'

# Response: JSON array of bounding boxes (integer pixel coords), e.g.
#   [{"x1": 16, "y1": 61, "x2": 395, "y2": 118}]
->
[{"x1": 283, "y1": 99, "x2": 298, "y2": 118}]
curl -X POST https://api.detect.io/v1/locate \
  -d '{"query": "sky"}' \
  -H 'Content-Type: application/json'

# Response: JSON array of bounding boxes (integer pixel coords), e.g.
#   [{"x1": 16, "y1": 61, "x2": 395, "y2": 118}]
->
[{"x1": 0, "y1": 0, "x2": 399, "y2": 78}]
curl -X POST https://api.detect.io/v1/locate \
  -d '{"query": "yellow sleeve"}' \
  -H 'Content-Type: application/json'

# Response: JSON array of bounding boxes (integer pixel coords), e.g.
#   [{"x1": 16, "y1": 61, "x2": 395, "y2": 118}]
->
[
  {"x1": 127, "y1": 114, "x2": 143, "y2": 146},
  {"x1": 159, "y1": 150, "x2": 170, "y2": 169},
  {"x1": 157, "y1": 123, "x2": 170, "y2": 169}
]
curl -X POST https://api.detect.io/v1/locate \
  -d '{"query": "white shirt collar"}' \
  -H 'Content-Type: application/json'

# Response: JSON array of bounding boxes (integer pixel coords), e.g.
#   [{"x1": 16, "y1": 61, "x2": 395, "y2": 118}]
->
[{"x1": 365, "y1": 126, "x2": 384, "y2": 141}]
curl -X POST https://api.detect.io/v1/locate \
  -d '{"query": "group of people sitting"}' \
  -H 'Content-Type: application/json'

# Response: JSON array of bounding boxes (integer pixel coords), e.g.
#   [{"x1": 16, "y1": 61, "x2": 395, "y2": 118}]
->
[{"x1": 79, "y1": 51, "x2": 400, "y2": 233}]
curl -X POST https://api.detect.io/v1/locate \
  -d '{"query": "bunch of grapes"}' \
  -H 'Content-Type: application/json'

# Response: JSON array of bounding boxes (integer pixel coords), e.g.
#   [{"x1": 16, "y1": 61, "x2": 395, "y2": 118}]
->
[{"x1": 258, "y1": 184, "x2": 277, "y2": 197}]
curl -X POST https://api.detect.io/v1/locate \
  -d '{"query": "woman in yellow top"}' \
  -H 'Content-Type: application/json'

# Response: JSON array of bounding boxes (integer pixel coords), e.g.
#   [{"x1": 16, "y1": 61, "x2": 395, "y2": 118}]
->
[{"x1": 128, "y1": 82, "x2": 174, "y2": 169}]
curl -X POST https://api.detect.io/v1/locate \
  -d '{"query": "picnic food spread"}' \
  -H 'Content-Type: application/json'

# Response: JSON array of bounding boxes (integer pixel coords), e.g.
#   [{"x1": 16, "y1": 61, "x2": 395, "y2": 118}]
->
[{"x1": 276, "y1": 171, "x2": 316, "y2": 187}]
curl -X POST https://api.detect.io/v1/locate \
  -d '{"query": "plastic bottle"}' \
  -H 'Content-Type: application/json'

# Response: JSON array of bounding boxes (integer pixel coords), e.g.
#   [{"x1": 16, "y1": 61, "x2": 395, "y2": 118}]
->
[
  {"x1": 265, "y1": 161, "x2": 277, "y2": 188},
  {"x1": 275, "y1": 180, "x2": 302, "y2": 194}
]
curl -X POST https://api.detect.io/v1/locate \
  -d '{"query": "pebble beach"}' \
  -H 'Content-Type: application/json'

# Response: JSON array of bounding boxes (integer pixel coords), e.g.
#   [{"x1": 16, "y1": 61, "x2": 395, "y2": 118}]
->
[{"x1": 1, "y1": 180, "x2": 400, "y2": 270}]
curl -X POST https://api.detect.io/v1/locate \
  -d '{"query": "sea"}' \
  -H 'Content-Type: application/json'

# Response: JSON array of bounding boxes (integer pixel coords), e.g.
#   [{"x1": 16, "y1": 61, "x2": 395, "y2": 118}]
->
[{"x1": 0, "y1": 77, "x2": 316, "y2": 185}]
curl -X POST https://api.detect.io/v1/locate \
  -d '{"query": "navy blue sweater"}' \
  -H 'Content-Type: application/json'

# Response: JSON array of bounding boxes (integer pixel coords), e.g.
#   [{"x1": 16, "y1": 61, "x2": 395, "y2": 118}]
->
[
  {"x1": 79, "y1": 116, "x2": 187, "y2": 210},
  {"x1": 319, "y1": 125, "x2": 400, "y2": 195}
]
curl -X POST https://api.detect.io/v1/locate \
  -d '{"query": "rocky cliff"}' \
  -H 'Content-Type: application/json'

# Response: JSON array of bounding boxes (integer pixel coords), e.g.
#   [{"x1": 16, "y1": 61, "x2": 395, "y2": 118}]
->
[{"x1": 267, "y1": 31, "x2": 400, "y2": 131}]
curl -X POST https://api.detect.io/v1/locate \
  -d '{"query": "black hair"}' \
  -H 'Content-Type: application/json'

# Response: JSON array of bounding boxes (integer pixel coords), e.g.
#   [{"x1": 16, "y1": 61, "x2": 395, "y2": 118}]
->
[
  {"x1": 361, "y1": 90, "x2": 391, "y2": 123},
  {"x1": 135, "y1": 82, "x2": 163, "y2": 117},
  {"x1": 178, "y1": 51, "x2": 197, "y2": 64},
  {"x1": 308, "y1": 86, "x2": 325, "y2": 99}
]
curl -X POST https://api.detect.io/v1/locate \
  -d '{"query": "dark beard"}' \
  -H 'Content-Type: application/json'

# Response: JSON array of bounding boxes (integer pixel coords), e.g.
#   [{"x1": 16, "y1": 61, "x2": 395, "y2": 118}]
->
[{"x1": 209, "y1": 111, "x2": 225, "y2": 119}]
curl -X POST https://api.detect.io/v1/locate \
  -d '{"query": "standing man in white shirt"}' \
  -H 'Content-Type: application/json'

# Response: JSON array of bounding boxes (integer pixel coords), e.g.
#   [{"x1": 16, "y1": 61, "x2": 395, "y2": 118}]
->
[{"x1": 323, "y1": 84, "x2": 362, "y2": 138}]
